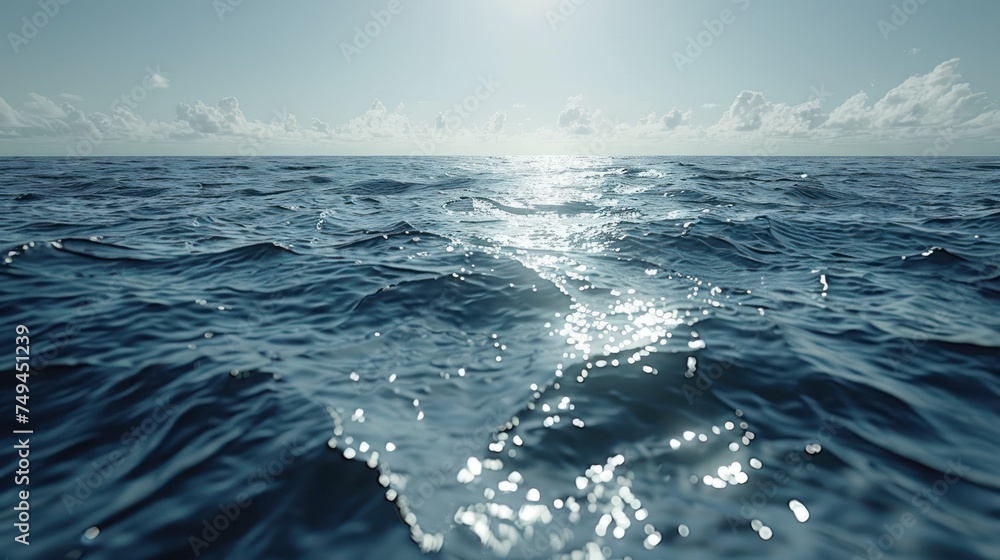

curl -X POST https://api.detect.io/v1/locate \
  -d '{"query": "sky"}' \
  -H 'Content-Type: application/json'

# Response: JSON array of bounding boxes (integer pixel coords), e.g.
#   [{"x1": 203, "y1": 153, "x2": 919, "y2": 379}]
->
[{"x1": 1, "y1": 0, "x2": 999, "y2": 156}]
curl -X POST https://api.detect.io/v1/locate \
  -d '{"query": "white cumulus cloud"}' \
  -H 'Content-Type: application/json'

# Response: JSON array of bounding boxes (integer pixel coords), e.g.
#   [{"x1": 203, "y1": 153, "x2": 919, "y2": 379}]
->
[
  {"x1": 176, "y1": 97, "x2": 249, "y2": 135},
  {"x1": 824, "y1": 58, "x2": 994, "y2": 132},
  {"x1": 662, "y1": 107, "x2": 692, "y2": 129},
  {"x1": 0, "y1": 59, "x2": 997, "y2": 155},
  {"x1": 25, "y1": 93, "x2": 66, "y2": 118},
  {"x1": 636, "y1": 108, "x2": 692, "y2": 130},
  {"x1": 714, "y1": 91, "x2": 824, "y2": 134},
  {"x1": 557, "y1": 95, "x2": 597, "y2": 135},
  {"x1": 339, "y1": 99, "x2": 412, "y2": 140}
]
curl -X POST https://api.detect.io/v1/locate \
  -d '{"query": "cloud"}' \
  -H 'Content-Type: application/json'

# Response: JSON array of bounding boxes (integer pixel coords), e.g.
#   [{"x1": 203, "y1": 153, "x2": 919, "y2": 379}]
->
[
  {"x1": 0, "y1": 95, "x2": 101, "y2": 137},
  {"x1": 701, "y1": 103, "x2": 721, "y2": 110},
  {"x1": 339, "y1": 99, "x2": 412, "y2": 140},
  {"x1": 1, "y1": 59, "x2": 997, "y2": 155},
  {"x1": 714, "y1": 91, "x2": 825, "y2": 134},
  {"x1": 0, "y1": 98, "x2": 22, "y2": 127},
  {"x1": 557, "y1": 95, "x2": 607, "y2": 135},
  {"x1": 0, "y1": 93, "x2": 298, "y2": 151},
  {"x1": 84, "y1": 107, "x2": 145, "y2": 143},
  {"x1": 905, "y1": 48, "x2": 921, "y2": 55},
  {"x1": 311, "y1": 118, "x2": 330, "y2": 134},
  {"x1": 24, "y1": 93, "x2": 66, "y2": 118},
  {"x1": 636, "y1": 108, "x2": 691, "y2": 130},
  {"x1": 823, "y1": 59, "x2": 994, "y2": 132},
  {"x1": 718, "y1": 91, "x2": 768, "y2": 131},
  {"x1": 662, "y1": 107, "x2": 691, "y2": 129},
  {"x1": 483, "y1": 110, "x2": 506, "y2": 135},
  {"x1": 512, "y1": 103, "x2": 526, "y2": 109},
  {"x1": 58, "y1": 93, "x2": 85, "y2": 103},
  {"x1": 176, "y1": 97, "x2": 250, "y2": 134},
  {"x1": 148, "y1": 73, "x2": 170, "y2": 89},
  {"x1": 700, "y1": 58, "x2": 1000, "y2": 149},
  {"x1": 0, "y1": 94, "x2": 416, "y2": 152},
  {"x1": 60, "y1": 104, "x2": 103, "y2": 136},
  {"x1": 636, "y1": 112, "x2": 658, "y2": 127},
  {"x1": 824, "y1": 92, "x2": 871, "y2": 130}
]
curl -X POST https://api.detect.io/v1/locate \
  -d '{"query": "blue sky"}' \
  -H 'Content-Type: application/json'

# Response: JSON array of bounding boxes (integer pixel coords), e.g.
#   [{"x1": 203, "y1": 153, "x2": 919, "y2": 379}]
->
[{"x1": 1, "y1": 0, "x2": 998, "y2": 155}]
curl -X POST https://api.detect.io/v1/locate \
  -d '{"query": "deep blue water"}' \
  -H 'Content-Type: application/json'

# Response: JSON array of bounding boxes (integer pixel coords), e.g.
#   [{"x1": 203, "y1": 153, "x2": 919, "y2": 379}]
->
[{"x1": 1, "y1": 156, "x2": 998, "y2": 560}]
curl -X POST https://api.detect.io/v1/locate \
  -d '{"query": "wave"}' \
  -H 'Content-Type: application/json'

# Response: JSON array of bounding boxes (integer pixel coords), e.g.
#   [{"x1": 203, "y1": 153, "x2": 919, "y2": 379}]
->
[
  {"x1": 349, "y1": 178, "x2": 420, "y2": 194},
  {"x1": 3, "y1": 156, "x2": 998, "y2": 560}
]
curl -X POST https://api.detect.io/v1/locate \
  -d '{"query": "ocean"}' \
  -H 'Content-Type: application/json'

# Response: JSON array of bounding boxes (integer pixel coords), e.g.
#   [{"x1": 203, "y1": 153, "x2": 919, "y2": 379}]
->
[{"x1": 1, "y1": 156, "x2": 998, "y2": 560}]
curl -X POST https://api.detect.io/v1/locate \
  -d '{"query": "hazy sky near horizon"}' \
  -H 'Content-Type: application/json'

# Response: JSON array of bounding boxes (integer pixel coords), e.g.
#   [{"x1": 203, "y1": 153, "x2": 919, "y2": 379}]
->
[{"x1": 1, "y1": 0, "x2": 999, "y2": 155}]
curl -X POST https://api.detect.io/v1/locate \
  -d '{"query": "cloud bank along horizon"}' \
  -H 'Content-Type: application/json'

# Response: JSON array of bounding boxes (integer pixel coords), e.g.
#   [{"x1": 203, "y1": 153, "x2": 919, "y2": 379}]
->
[{"x1": 0, "y1": 0, "x2": 997, "y2": 155}]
